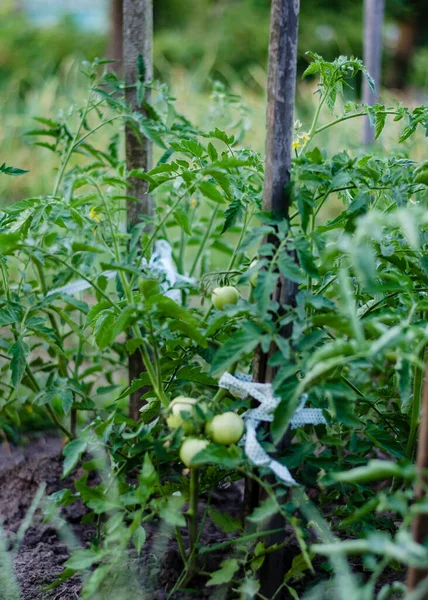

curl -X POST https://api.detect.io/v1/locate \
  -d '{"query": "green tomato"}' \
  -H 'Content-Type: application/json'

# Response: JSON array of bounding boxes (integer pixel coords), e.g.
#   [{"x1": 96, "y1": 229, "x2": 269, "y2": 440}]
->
[
  {"x1": 166, "y1": 396, "x2": 196, "y2": 429},
  {"x1": 211, "y1": 286, "x2": 240, "y2": 310},
  {"x1": 414, "y1": 161, "x2": 428, "y2": 185},
  {"x1": 179, "y1": 437, "x2": 209, "y2": 467},
  {"x1": 250, "y1": 273, "x2": 258, "y2": 287},
  {"x1": 249, "y1": 260, "x2": 259, "y2": 287},
  {"x1": 415, "y1": 169, "x2": 428, "y2": 186},
  {"x1": 206, "y1": 412, "x2": 245, "y2": 445}
]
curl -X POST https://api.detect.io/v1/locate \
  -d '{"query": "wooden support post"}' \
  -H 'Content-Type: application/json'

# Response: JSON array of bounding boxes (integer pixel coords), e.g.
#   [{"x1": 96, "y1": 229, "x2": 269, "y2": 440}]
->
[
  {"x1": 108, "y1": 0, "x2": 123, "y2": 67},
  {"x1": 123, "y1": 0, "x2": 153, "y2": 420},
  {"x1": 362, "y1": 0, "x2": 385, "y2": 144},
  {"x1": 249, "y1": 1, "x2": 300, "y2": 598},
  {"x1": 407, "y1": 364, "x2": 428, "y2": 591}
]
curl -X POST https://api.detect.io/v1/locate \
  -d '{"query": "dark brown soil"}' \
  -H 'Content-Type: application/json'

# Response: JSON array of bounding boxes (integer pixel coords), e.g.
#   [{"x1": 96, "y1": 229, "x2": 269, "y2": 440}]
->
[
  {"x1": 0, "y1": 434, "x2": 255, "y2": 600},
  {"x1": 0, "y1": 434, "x2": 89, "y2": 600},
  {"x1": 0, "y1": 435, "x2": 406, "y2": 600}
]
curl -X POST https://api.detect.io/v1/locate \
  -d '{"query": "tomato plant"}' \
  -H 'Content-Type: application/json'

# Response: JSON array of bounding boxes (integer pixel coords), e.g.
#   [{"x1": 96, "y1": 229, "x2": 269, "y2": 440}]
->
[{"x1": 0, "y1": 53, "x2": 427, "y2": 598}]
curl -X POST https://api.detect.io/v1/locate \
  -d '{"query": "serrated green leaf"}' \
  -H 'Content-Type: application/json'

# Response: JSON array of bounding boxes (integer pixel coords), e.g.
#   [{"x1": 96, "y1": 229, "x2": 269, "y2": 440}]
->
[
  {"x1": 94, "y1": 311, "x2": 115, "y2": 349},
  {"x1": 222, "y1": 199, "x2": 243, "y2": 233},
  {"x1": 64, "y1": 549, "x2": 100, "y2": 571},
  {"x1": 8, "y1": 338, "x2": 29, "y2": 387},
  {"x1": 208, "y1": 509, "x2": 242, "y2": 533},
  {"x1": 211, "y1": 322, "x2": 264, "y2": 375},
  {"x1": 60, "y1": 388, "x2": 74, "y2": 416},
  {"x1": 199, "y1": 181, "x2": 225, "y2": 204},
  {"x1": 174, "y1": 209, "x2": 192, "y2": 236},
  {"x1": 63, "y1": 439, "x2": 87, "y2": 477},
  {"x1": 254, "y1": 271, "x2": 278, "y2": 315},
  {"x1": 0, "y1": 162, "x2": 29, "y2": 176},
  {"x1": 206, "y1": 558, "x2": 240, "y2": 586},
  {"x1": 277, "y1": 252, "x2": 306, "y2": 284},
  {"x1": 133, "y1": 526, "x2": 147, "y2": 556},
  {"x1": 247, "y1": 497, "x2": 278, "y2": 523}
]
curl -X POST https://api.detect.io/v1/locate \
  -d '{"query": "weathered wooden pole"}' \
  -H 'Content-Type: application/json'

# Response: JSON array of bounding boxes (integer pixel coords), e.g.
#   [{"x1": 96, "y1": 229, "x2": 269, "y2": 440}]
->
[
  {"x1": 407, "y1": 364, "x2": 428, "y2": 591},
  {"x1": 250, "y1": 1, "x2": 300, "y2": 597},
  {"x1": 123, "y1": 0, "x2": 153, "y2": 419},
  {"x1": 362, "y1": 0, "x2": 385, "y2": 144},
  {"x1": 108, "y1": 0, "x2": 123, "y2": 67}
]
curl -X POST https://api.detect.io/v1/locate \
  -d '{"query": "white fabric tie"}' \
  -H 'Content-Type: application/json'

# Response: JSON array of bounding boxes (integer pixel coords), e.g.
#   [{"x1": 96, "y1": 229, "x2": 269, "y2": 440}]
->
[
  {"x1": 47, "y1": 240, "x2": 193, "y2": 300},
  {"x1": 218, "y1": 372, "x2": 327, "y2": 486}
]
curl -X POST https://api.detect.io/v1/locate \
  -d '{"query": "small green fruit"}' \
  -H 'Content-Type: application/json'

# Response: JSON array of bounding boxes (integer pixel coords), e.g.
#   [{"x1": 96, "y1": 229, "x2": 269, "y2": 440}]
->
[
  {"x1": 206, "y1": 412, "x2": 245, "y2": 445},
  {"x1": 166, "y1": 396, "x2": 196, "y2": 429},
  {"x1": 414, "y1": 161, "x2": 428, "y2": 186},
  {"x1": 179, "y1": 438, "x2": 209, "y2": 467},
  {"x1": 211, "y1": 286, "x2": 239, "y2": 310},
  {"x1": 250, "y1": 272, "x2": 258, "y2": 287},
  {"x1": 249, "y1": 260, "x2": 259, "y2": 287}
]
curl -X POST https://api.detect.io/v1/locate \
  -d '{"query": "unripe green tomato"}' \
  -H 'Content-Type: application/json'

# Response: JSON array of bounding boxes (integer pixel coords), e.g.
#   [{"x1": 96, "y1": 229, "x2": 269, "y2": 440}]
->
[
  {"x1": 414, "y1": 161, "x2": 428, "y2": 185},
  {"x1": 249, "y1": 261, "x2": 259, "y2": 287},
  {"x1": 206, "y1": 412, "x2": 245, "y2": 445},
  {"x1": 166, "y1": 396, "x2": 196, "y2": 429},
  {"x1": 211, "y1": 286, "x2": 239, "y2": 310},
  {"x1": 179, "y1": 438, "x2": 209, "y2": 467},
  {"x1": 250, "y1": 272, "x2": 258, "y2": 287},
  {"x1": 205, "y1": 419, "x2": 214, "y2": 439},
  {"x1": 415, "y1": 168, "x2": 428, "y2": 186}
]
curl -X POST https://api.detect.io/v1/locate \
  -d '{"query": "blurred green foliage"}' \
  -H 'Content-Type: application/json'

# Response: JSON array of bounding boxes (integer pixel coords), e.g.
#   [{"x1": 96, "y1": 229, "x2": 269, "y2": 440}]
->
[
  {"x1": 0, "y1": 0, "x2": 426, "y2": 101},
  {"x1": 154, "y1": 0, "x2": 427, "y2": 89},
  {"x1": 0, "y1": 11, "x2": 105, "y2": 99},
  {"x1": 155, "y1": 0, "x2": 364, "y2": 84}
]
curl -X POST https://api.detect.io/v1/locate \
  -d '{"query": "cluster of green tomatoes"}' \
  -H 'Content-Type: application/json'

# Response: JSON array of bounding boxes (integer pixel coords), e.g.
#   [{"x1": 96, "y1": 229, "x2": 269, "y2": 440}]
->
[
  {"x1": 166, "y1": 285, "x2": 245, "y2": 468},
  {"x1": 167, "y1": 397, "x2": 245, "y2": 467}
]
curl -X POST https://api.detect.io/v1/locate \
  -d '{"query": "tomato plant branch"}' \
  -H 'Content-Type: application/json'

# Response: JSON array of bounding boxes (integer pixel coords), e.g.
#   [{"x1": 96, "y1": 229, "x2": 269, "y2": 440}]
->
[
  {"x1": 407, "y1": 345, "x2": 427, "y2": 460},
  {"x1": 53, "y1": 93, "x2": 93, "y2": 196},
  {"x1": 189, "y1": 203, "x2": 220, "y2": 277}
]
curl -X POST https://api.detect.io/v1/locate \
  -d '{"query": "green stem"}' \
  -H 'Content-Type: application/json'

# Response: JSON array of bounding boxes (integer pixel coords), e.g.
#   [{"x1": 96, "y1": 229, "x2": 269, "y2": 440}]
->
[
  {"x1": 174, "y1": 526, "x2": 187, "y2": 565},
  {"x1": 300, "y1": 92, "x2": 327, "y2": 154},
  {"x1": 189, "y1": 204, "x2": 219, "y2": 277},
  {"x1": 199, "y1": 527, "x2": 285, "y2": 555},
  {"x1": 30, "y1": 248, "x2": 118, "y2": 308},
  {"x1": 53, "y1": 93, "x2": 92, "y2": 196},
  {"x1": 77, "y1": 115, "x2": 121, "y2": 146},
  {"x1": 188, "y1": 469, "x2": 199, "y2": 557},
  {"x1": 228, "y1": 207, "x2": 253, "y2": 272},
  {"x1": 142, "y1": 183, "x2": 198, "y2": 258},
  {"x1": 313, "y1": 110, "x2": 398, "y2": 138},
  {"x1": 407, "y1": 346, "x2": 426, "y2": 460}
]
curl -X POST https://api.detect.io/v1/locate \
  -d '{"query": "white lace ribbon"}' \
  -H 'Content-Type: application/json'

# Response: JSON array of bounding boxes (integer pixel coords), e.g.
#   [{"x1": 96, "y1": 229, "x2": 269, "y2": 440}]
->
[
  {"x1": 47, "y1": 240, "x2": 193, "y2": 300},
  {"x1": 218, "y1": 372, "x2": 327, "y2": 486}
]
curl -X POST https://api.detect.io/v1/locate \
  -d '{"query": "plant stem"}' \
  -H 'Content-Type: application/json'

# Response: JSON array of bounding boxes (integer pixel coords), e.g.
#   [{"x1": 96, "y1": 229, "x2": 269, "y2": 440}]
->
[
  {"x1": 142, "y1": 183, "x2": 198, "y2": 258},
  {"x1": 407, "y1": 346, "x2": 426, "y2": 460},
  {"x1": 188, "y1": 468, "x2": 199, "y2": 560},
  {"x1": 53, "y1": 93, "x2": 92, "y2": 196},
  {"x1": 228, "y1": 206, "x2": 254, "y2": 272},
  {"x1": 199, "y1": 527, "x2": 285, "y2": 554},
  {"x1": 300, "y1": 92, "x2": 327, "y2": 154},
  {"x1": 189, "y1": 204, "x2": 219, "y2": 277},
  {"x1": 174, "y1": 526, "x2": 187, "y2": 565},
  {"x1": 313, "y1": 109, "x2": 398, "y2": 138}
]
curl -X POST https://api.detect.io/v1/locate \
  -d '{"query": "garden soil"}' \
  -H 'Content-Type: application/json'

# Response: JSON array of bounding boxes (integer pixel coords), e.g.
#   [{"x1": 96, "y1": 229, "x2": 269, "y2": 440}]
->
[
  {"x1": 0, "y1": 434, "x2": 405, "y2": 600},
  {"x1": 0, "y1": 433, "x2": 262, "y2": 600}
]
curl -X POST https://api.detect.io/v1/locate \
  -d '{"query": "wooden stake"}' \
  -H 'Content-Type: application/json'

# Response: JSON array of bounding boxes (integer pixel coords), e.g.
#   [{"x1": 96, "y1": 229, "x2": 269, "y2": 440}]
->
[
  {"x1": 362, "y1": 0, "x2": 385, "y2": 145},
  {"x1": 407, "y1": 364, "x2": 428, "y2": 591},
  {"x1": 123, "y1": 0, "x2": 153, "y2": 419},
  {"x1": 249, "y1": 1, "x2": 300, "y2": 597},
  {"x1": 108, "y1": 0, "x2": 123, "y2": 68}
]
